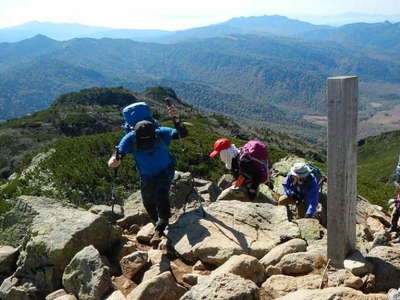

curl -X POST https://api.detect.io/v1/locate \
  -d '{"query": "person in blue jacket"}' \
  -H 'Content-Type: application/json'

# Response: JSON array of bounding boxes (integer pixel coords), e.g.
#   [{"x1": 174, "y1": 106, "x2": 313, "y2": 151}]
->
[
  {"x1": 278, "y1": 162, "x2": 319, "y2": 218},
  {"x1": 108, "y1": 105, "x2": 187, "y2": 246}
]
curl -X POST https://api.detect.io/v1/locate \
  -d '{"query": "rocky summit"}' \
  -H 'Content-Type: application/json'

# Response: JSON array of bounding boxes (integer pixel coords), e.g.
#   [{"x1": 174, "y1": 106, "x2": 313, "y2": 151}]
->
[{"x1": 0, "y1": 156, "x2": 397, "y2": 299}]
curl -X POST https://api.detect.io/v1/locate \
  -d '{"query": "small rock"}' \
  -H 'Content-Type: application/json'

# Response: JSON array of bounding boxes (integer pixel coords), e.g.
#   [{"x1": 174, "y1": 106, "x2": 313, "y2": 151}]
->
[
  {"x1": 106, "y1": 290, "x2": 127, "y2": 300},
  {"x1": 120, "y1": 251, "x2": 149, "y2": 279},
  {"x1": 192, "y1": 260, "x2": 207, "y2": 272},
  {"x1": 182, "y1": 273, "x2": 200, "y2": 286},
  {"x1": 180, "y1": 273, "x2": 259, "y2": 300},
  {"x1": 142, "y1": 263, "x2": 170, "y2": 282},
  {"x1": 275, "y1": 252, "x2": 316, "y2": 275},
  {"x1": 261, "y1": 274, "x2": 321, "y2": 298},
  {"x1": 344, "y1": 250, "x2": 369, "y2": 277},
  {"x1": 46, "y1": 289, "x2": 67, "y2": 300},
  {"x1": 344, "y1": 274, "x2": 363, "y2": 290},
  {"x1": 212, "y1": 254, "x2": 266, "y2": 285},
  {"x1": 266, "y1": 265, "x2": 282, "y2": 276},
  {"x1": 136, "y1": 223, "x2": 155, "y2": 244},
  {"x1": 126, "y1": 271, "x2": 186, "y2": 300},
  {"x1": 260, "y1": 238, "x2": 307, "y2": 268},
  {"x1": 278, "y1": 286, "x2": 387, "y2": 299},
  {"x1": 55, "y1": 296, "x2": 78, "y2": 300},
  {"x1": 112, "y1": 275, "x2": 137, "y2": 296}
]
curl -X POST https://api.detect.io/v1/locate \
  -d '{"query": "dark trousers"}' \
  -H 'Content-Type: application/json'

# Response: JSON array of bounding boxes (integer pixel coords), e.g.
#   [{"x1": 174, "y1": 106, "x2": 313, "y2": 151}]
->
[
  {"x1": 391, "y1": 206, "x2": 400, "y2": 230},
  {"x1": 140, "y1": 167, "x2": 174, "y2": 223}
]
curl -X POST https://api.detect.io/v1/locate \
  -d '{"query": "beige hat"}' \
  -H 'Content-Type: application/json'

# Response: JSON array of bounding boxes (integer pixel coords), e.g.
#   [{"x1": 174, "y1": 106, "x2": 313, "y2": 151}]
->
[{"x1": 290, "y1": 162, "x2": 311, "y2": 178}]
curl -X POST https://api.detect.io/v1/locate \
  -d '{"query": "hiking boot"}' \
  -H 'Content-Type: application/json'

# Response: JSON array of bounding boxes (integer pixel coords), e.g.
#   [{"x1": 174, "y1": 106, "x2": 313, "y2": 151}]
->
[
  {"x1": 150, "y1": 219, "x2": 168, "y2": 248},
  {"x1": 150, "y1": 228, "x2": 163, "y2": 248}
]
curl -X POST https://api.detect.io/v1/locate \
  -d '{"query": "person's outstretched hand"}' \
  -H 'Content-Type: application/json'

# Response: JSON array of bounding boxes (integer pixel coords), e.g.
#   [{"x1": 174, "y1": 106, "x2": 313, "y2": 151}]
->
[{"x1": 108, "y1": 156, "x2": 121, "y2": 168}]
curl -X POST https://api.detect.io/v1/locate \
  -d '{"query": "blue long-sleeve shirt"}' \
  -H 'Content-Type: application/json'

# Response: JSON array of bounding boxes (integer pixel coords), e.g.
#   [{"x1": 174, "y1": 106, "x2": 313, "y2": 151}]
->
[{"x1": 282, "y1": 173, "x2": 319, "y2": 216}]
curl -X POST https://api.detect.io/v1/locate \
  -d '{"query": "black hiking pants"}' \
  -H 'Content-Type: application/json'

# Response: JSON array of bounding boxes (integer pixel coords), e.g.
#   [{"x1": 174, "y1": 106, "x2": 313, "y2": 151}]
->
[
  {"x1": 391, "y1": 206, "x2": 400, "y2": 231},
  {"x1": 140, "y1": 166, "x2": 174, "y2": 224}
]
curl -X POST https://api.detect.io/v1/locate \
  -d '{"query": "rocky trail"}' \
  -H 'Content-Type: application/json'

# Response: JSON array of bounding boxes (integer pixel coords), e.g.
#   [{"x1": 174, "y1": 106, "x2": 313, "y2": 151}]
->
[{"x1": 0, "y1": 155, "x2": 399, "y2": 299}]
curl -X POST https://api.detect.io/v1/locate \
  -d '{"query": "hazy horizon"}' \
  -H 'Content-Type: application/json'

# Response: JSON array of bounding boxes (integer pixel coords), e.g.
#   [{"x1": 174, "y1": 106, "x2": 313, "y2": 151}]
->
[{"x1": 1, "y1": 0, "x2": 400, "y2": 30}]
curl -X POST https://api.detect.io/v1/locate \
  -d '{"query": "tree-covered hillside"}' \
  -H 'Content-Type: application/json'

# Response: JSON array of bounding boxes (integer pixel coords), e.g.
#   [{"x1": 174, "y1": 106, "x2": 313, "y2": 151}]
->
[
  {"x1": 357, "y1": 130, "x2": 400, "y2": 209},
  {"x1": 0, "y1": 86, "x2": 325, "y2": 214},
  {"x1": 1, "y1": 33, "x2": 400, "y2": 147}
]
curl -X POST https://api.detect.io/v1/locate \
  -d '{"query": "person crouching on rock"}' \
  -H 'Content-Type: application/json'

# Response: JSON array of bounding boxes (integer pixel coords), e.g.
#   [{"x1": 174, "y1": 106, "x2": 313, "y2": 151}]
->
[
  {"x1": 209, "y1": 138, "x2": 270, "y2": 201},
  {"x1": 387, "y1": 155, "x2": 400, "y2": 242},
  {"x1": 108, "y1": 106, "x2": 188, "y2": 247},
  {"x1": 278, "y1": 162, "x2": 319, "y2": 218}
]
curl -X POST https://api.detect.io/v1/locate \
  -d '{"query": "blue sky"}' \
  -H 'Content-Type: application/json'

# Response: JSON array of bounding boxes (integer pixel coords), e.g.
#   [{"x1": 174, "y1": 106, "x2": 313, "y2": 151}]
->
[{"x1": 1, "y1": 0, "x2": 400, "y2": 29}]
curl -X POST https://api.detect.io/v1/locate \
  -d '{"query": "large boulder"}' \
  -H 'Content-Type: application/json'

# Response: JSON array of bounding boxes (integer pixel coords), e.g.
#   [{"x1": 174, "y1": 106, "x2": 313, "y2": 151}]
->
[
  {"x1": 166, "y1": 201, "x2": 300, "y2": 266},
  {"x1": 0, "y1": 196, "x2": 121, "y2": 296},
  {"x1": 260, "y1": 238, "x2": 307, "y2": 268},
  {"x1": 212, "y1": 254, "x2": 266, "y2": 285},
  {"x1": 62, "y1": 245, "x2": 111, "y2": 300},
  {"x1": 277, "y1": 287, "x2": 387, "y2": 300},
  {"x1": 126, "y1": 271, "x2": 186, "y2": 300},
  {"x1": 366, "y1": 245, "x2": 400, "y2": 291},
  {"x1": 180, "y1": 272, "x2": 260, "y2": 300}
]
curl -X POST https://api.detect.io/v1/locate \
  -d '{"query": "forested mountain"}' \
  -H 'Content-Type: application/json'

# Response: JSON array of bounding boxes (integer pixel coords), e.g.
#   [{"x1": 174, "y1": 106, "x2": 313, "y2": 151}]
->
[
  {"x1": 0, "y1": 86, "x2": 322, "y2": 206},
  {"x1": 298, "y1": 21, "x2": 400, "y2": 52}
]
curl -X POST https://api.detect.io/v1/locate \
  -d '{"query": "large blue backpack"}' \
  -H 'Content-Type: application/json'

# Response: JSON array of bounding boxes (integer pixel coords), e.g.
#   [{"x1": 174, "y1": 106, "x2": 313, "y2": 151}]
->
[{"x1": 122, "y1": 102, "x2": 160, "y2": 133}]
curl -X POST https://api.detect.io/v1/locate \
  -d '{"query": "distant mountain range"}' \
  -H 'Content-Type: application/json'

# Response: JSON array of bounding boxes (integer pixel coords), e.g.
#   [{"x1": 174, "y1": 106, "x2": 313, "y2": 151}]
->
[
  {"x1": 0, "y1": 16, "x2": 331, "y2": 43},
  {"x1": 0, "y1": 15, "x2": 399, "y2": 145}
]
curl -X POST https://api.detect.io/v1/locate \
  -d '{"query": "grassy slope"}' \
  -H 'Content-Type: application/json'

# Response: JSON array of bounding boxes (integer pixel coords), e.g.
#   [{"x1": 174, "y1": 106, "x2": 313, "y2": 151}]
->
[{"x1": 357, "y1": 130, "x2": 400, "y2": 209}]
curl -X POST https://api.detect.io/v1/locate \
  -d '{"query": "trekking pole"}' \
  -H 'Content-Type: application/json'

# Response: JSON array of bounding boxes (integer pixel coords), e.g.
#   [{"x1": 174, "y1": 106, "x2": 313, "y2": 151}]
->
[{"x1": 110, "y1": 167, "x2": 118, "y2": 214}]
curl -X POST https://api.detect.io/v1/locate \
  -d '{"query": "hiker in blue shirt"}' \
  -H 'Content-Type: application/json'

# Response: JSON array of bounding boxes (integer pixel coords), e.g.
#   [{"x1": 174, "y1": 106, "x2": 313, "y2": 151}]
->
[
  {"x1": 108, "y1": 103, "x2": 187, "y2": 246},
  {"x1": 278, "y1": 162, "x2": 319, "y2": 218}
]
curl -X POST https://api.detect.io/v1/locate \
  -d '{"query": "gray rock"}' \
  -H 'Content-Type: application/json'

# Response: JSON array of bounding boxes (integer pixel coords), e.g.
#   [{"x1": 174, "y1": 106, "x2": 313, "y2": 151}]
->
[
  {"x1": 46, "y1": 289, "x2": 67, "y2": 300},
  {"x1": 62, "y1": 245, "x2": 111, "y2": 300},
  {"x1": 89, "y1": 204, "x2": 124, "y2": 222},
  {"x1": 294, "y1": 219, "x2": 324, "y2": 241},
  {"x1": 260, "y1": 238, "x2": 307, "y2": 268},
  {"x1": 1, "y1": 196, "x2": 121, "y2": 296},
  {"x1": 120, "y1": 251, "x2": 149, "y2": 279},
  {"x1": 117, "y1": 192, "x2": 151, "y2": 229},
  {"x1": 366, "y1": 245, "x2": 400, "y2": 291},
  {"x1": 275, "y1": 251, "x2": 320, "y2": 275},
  {"x1": 166, "y1": 201, "x2": 300, "y2": 266},
  {"x1": 196, "y1": 182, "x2": 221, "y2": 202},
  {"x1": 0, "y1": 246, "x2": 19, "y2": 278},
  {"x1": 136, "y1": 223, "x2": 155, "y2": 244},
  {"x1": 126, "y1": 271, "x2": 186, "y2": 300},
  {"x1": 212, "y1": 254, "x2": 266, "y2": 285},
  {"x1": 106, "y1": 290, "x2": 126, "y2": 300},
  {"x1": 180, "y1": 272, "x2": 260, "y2": 300},
  {"x1": 344, "y1": 250, "x2": 369, "y2": 277},
  {"x1": 277, "y1": 287, "x2": 387, "y2": 300},
  {"x1": 261, "y1": 274, "x2": 322, "y2": 299},
  {"x1": 0, "y1": 276, "x2": 41, "y2": 300}
]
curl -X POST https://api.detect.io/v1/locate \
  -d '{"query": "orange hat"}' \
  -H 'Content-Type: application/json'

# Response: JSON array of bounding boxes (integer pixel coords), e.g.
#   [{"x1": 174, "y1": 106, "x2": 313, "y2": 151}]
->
[{"x1": 209, "y1": 138, "x2": 231, "y2": 158}]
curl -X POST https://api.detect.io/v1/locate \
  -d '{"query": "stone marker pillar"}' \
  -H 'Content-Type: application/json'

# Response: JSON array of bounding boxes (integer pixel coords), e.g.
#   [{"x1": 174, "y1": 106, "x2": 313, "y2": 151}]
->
[{"x1": 327, "y1": 76, "x2": 358, "y2": 268}]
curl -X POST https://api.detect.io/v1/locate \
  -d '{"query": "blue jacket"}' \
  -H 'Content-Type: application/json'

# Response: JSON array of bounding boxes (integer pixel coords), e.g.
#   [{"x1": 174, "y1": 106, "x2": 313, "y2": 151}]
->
[
  {"x1": 118, "y1": 127, "x2": 176, "y2": 180},
  {"x1": 282, "y1": 173, "x2": 319, "y2": 216}
]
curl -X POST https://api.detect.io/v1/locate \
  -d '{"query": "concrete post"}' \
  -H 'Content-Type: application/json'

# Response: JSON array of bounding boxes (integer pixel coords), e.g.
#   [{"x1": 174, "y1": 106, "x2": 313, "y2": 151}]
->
[{"x1": 327, "y1": 76, "x2": 358, "y2": 268}]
